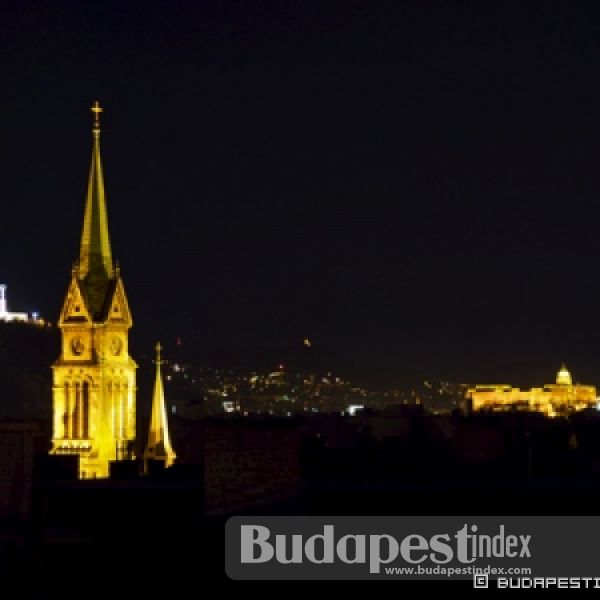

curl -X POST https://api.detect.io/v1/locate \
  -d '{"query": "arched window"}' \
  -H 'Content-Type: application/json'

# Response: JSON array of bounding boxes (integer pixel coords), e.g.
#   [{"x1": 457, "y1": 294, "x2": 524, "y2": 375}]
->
[
  {"x1": 121, "y1": 380, "x2": 128, "y2": 437},
  {"x1": 72, "y1": 382, "x2": 81, "y2": 439},
  {"x1": 63, "y1": 382, "x2": 70, "y2": 438},
  {"x1": 82, "y1": 381, "x2": 90, "y2": 439}
]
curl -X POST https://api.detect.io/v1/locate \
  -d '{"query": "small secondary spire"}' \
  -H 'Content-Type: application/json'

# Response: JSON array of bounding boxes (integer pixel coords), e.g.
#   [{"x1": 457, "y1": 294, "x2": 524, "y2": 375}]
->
[{"x1": 144, "y1": 341, "x2": 177, "y2": 471}]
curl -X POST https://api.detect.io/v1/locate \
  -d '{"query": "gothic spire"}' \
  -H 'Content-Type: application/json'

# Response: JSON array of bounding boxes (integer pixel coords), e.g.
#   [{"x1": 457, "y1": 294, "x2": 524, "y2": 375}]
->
[{"x1": 78, "y1": 101, "x2": 114, "y2": 280}]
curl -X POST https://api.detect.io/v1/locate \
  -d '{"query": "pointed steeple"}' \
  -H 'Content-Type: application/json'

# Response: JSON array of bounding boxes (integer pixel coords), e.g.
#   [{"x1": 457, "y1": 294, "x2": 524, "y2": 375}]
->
[
  {"x1": 144, "y1": 342, "x2": 176, "y2": 470},
  {"x1": 78, "y1": 101, "x2": 114, "y2": 281}
]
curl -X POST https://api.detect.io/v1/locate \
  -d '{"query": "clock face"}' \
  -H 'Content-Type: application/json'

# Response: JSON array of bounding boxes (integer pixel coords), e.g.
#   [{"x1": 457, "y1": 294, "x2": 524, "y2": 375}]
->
[
  {"x1": 71, "y1": 337, "x2": 84, "y2": 355},
  {"x1": 109, "y1": 337, "x2": 123, "y2": 356}
]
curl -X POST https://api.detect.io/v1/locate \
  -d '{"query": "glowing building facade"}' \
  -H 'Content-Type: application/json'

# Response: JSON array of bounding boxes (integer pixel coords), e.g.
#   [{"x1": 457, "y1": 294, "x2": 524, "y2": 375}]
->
[
  {"x1": 467, "y1": 365, "x2": 596, "y2": 417},
  {"x1": 51, "y1": 102, "x2": 137, "y2": 478}
]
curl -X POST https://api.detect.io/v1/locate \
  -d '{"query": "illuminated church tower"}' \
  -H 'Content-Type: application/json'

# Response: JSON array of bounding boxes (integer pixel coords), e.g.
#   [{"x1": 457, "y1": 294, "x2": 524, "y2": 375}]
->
[
  {"x1": 144, "y1": 342, "x2": 176, "y2": 471},
  {"x1": 51, "y1": 102, "x2": 136, "y2": 479}
]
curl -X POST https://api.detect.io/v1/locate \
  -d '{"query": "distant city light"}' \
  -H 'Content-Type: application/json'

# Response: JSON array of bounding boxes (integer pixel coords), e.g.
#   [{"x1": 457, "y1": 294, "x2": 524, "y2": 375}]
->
[
  {"x1": 346, "y1": 404, "x2": 364, "y2": 416},
  {"x1": 223, "y1": 401, "x2": 237, "y2": 413},
  {"x1": 304, "y1": 338, "x2": 312, "y2": 347}
]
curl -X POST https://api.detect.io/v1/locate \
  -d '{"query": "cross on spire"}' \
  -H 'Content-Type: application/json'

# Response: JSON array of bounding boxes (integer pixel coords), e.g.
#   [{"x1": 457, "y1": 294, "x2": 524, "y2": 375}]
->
[
  {"x1": 91, "y1": 100, "x2": 103, "y2": 132},
  {"x1": 155, "y1": 342, "x2": 163, "y2": 365}
]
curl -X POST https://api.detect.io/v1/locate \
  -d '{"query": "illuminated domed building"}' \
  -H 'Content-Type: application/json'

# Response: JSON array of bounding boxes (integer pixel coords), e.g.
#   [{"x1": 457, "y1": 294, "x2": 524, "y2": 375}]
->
[
  {"x1": 556, "y1": 364, "x2": 572, "y2": 386},
  {"x1": 467, "y1": 365, "x2": 596, "y2": 417}
]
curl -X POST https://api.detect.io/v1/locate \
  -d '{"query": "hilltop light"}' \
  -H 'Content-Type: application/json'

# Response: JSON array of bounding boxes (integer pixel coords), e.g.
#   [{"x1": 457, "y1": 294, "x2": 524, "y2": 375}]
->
[{"x1": 0, "y1": 285, "x2": 29, "y2": 323}]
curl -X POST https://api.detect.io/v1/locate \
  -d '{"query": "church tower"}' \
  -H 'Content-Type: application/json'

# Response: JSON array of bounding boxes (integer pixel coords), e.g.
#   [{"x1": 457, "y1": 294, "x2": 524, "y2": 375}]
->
[{"x1": 51, "y1": 102, "x2": 136, "y2": 479}]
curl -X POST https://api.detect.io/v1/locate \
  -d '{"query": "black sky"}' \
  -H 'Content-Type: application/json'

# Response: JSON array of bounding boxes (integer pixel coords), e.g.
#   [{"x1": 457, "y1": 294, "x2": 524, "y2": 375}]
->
[{"x1": 2, "y1": 0, "x2": 600, "y2": 385}]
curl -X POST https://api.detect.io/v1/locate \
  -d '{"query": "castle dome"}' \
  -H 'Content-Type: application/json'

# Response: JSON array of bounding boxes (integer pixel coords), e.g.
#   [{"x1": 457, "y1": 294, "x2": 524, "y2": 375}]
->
[{"x1": 556, "y1": 364, "x2": 572, "y2": 386}]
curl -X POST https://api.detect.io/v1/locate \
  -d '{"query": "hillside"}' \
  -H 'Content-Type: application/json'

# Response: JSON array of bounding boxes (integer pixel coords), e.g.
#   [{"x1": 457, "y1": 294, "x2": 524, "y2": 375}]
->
[{"x1": 0, "y1": 322, "x2": 58, "y2": 420}]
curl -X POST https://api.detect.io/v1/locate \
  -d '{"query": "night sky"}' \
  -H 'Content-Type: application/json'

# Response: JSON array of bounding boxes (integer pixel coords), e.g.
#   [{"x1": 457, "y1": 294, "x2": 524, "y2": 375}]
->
[{"x1": 3, "y1": 1, "x2": 600, "y2": 385}]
